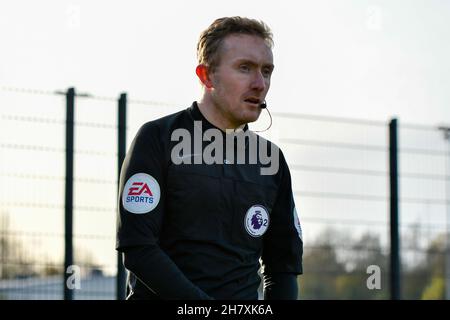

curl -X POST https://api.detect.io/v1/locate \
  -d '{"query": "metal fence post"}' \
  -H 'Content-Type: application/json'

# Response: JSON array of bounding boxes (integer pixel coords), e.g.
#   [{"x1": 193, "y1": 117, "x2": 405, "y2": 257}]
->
[
  {"x1": 438, "y1": 126, "x2": 450, "y2": 300},
  {"x1": 389, "y1": 118, "x2": 401, "y2": 300},
  {"x1": 116, "y1": 93, "x2": 127, "y2": 300},
  {"x1": 64, "y1": 87, "x2": 75, "y2": 300}
]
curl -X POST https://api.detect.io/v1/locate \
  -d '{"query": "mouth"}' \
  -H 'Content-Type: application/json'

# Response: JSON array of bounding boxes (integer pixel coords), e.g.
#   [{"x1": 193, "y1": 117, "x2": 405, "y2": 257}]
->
[{"x1": 244, "y1": 97, "x2": 262, "y2": 106}]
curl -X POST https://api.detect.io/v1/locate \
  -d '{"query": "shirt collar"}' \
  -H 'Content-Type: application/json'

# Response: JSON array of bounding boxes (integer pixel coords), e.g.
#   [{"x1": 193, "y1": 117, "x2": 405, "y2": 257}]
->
[{"x1": 189, "y1": 101, "x2": 249, "y2": 133}]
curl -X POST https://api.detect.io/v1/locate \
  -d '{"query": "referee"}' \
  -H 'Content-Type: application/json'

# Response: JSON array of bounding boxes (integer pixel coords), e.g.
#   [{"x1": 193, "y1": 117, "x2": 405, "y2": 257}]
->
[{"x1": 116, "y1": 16, "x2": 303, "y2": 300}]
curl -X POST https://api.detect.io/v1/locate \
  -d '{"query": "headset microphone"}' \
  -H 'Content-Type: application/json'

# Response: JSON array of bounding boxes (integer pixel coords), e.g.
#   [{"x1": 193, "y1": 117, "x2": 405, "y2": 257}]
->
[{"x1": 253, "y1": 100, "x2": 272, "y2": 133}]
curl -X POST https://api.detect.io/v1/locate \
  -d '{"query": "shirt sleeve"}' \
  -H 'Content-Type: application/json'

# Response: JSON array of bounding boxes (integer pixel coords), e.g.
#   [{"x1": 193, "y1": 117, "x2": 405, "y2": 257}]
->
[
  {"x1": 261, "y1": 149, "x2": 303, "y2": 275},
  {"x1": 262, "y1": 272, "x2": 298, "y2": 300},
  {"x1": 116, "y1": 122, "x2": 166, "y2": 248},
  {"x1": 123, "y1": 245, "x2": 213, "y2": 300},
  {"x1": 116, "y1": 122, "x2": 212, "y2": 299}
]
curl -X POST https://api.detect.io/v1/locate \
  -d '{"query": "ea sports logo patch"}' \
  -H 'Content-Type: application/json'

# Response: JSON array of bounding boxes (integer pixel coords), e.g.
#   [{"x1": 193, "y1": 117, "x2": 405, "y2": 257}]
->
[
  {"x1": 244, "y1": 205, "x2": 269, "y2": 237},
  {"x1": 122, "y1": 173, "x2": 160, "y2": 214}
]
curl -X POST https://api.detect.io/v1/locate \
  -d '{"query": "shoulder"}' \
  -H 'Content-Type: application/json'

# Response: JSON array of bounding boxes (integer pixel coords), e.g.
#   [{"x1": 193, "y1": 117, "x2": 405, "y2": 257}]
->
[
  {"x1": 252, "y1": 131, "x2": 289, "y2": 164},
  {"x1": 245, "y1": 131, "x2": 291, "y2": 180},
  {"x1": 127, "y1": 107, "x2": 191, "y2": 159},
  {"x1": 134, "y1": 106, "x2": 191, "y2": 142},
  {"x1": 139, "y1": 108, "x2": 188, "y2": 134}
]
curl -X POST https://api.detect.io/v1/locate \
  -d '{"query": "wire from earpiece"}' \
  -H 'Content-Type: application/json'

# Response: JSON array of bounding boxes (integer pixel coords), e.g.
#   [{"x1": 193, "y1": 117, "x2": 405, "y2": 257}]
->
[{"x1": 253, "y1": 101, "x2": 272, "y2": 133}]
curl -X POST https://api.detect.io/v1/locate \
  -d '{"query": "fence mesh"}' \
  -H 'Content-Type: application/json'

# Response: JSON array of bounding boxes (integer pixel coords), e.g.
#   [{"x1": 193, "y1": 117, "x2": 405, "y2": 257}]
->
[{"x1": 0, "y1": 87, "x2": 448, "y2": 299}]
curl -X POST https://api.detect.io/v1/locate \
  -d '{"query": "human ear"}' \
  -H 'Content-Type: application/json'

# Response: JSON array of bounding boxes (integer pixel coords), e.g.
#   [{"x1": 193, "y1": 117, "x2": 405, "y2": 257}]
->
[{"x1": 196, "y1": 64, "x2": 213, "y2": 89}]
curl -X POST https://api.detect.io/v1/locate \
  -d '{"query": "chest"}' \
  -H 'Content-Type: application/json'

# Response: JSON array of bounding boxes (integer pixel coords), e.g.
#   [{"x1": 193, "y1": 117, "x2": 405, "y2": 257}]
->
[{"x1": 163, "y1": 162, "x2": 278, "y2": 247}]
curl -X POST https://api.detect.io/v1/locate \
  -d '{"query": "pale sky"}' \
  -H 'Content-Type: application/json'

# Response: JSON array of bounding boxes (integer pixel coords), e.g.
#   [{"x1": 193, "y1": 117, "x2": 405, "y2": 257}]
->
[
  {"x1": 1, "y1": 0, "x2": 450, "y2": 275},
  {"x1": 1, "y1": 0, "x2": 450, "y2": 125}
]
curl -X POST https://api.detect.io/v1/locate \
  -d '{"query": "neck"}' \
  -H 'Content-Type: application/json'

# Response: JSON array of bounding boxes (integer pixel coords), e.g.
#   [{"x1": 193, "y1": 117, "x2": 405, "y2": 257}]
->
[{"x1": 197, "y1": 96, "x2": 245, "y2": 132}]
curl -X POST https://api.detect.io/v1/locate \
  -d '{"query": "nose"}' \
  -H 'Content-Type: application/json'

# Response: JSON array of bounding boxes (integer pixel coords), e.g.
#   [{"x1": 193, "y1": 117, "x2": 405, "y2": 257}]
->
[{"x1": 250, "y1": 71, "x2": 267, "y2": 92}]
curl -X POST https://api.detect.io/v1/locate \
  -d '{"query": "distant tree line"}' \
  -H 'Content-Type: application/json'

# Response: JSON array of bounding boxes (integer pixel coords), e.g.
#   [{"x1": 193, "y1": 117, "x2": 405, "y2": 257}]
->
[
  {"x1": 299, "y1": 227, "x2": 445, "y2": 299},
  {"x1": 0, "y1": 212, "x2": 100, "y2": 280},
  {"x1": 1, "y1": 212, "x2": 445, "y2": 299}
]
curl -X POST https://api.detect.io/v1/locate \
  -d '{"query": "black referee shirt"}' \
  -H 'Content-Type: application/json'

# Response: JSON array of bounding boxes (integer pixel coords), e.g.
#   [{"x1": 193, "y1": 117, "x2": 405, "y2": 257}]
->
[{"x1": 116, "y1": 102, "x2": 303, "y2": 299}]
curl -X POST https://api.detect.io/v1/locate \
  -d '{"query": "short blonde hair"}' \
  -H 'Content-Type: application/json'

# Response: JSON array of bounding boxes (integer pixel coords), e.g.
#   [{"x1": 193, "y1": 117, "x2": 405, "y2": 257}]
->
[{"x1": 197, "y1": 17, "x2": 273, "y2": 72}]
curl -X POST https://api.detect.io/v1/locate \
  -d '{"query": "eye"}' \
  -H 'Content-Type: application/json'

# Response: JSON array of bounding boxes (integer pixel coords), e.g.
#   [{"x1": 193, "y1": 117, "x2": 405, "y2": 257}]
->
[
  {"x1": 239, "y1": 64, "x2": 250, "y2": 72},
  {"x1": 262, "y1": 68, "x2": 272, "y2": 77}
]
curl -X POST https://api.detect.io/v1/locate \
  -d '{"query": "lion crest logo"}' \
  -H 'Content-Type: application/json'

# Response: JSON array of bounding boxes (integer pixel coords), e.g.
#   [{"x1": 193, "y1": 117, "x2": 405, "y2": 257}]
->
[{"x1": 245, "y1": 205, "x2": 269, "y2": 237}]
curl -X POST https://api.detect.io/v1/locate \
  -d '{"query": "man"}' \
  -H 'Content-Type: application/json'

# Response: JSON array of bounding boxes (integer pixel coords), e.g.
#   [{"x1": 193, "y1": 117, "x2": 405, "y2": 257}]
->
[{"x1": 116, "y1": 16, "x2": 303, "y2": 300}]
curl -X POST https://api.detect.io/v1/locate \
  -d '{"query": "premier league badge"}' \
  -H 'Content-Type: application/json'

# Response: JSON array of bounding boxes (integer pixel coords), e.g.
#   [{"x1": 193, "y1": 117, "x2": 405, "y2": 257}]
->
[{"x1": 244, "y1": 205, "x2": 270, "y2": 237}]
